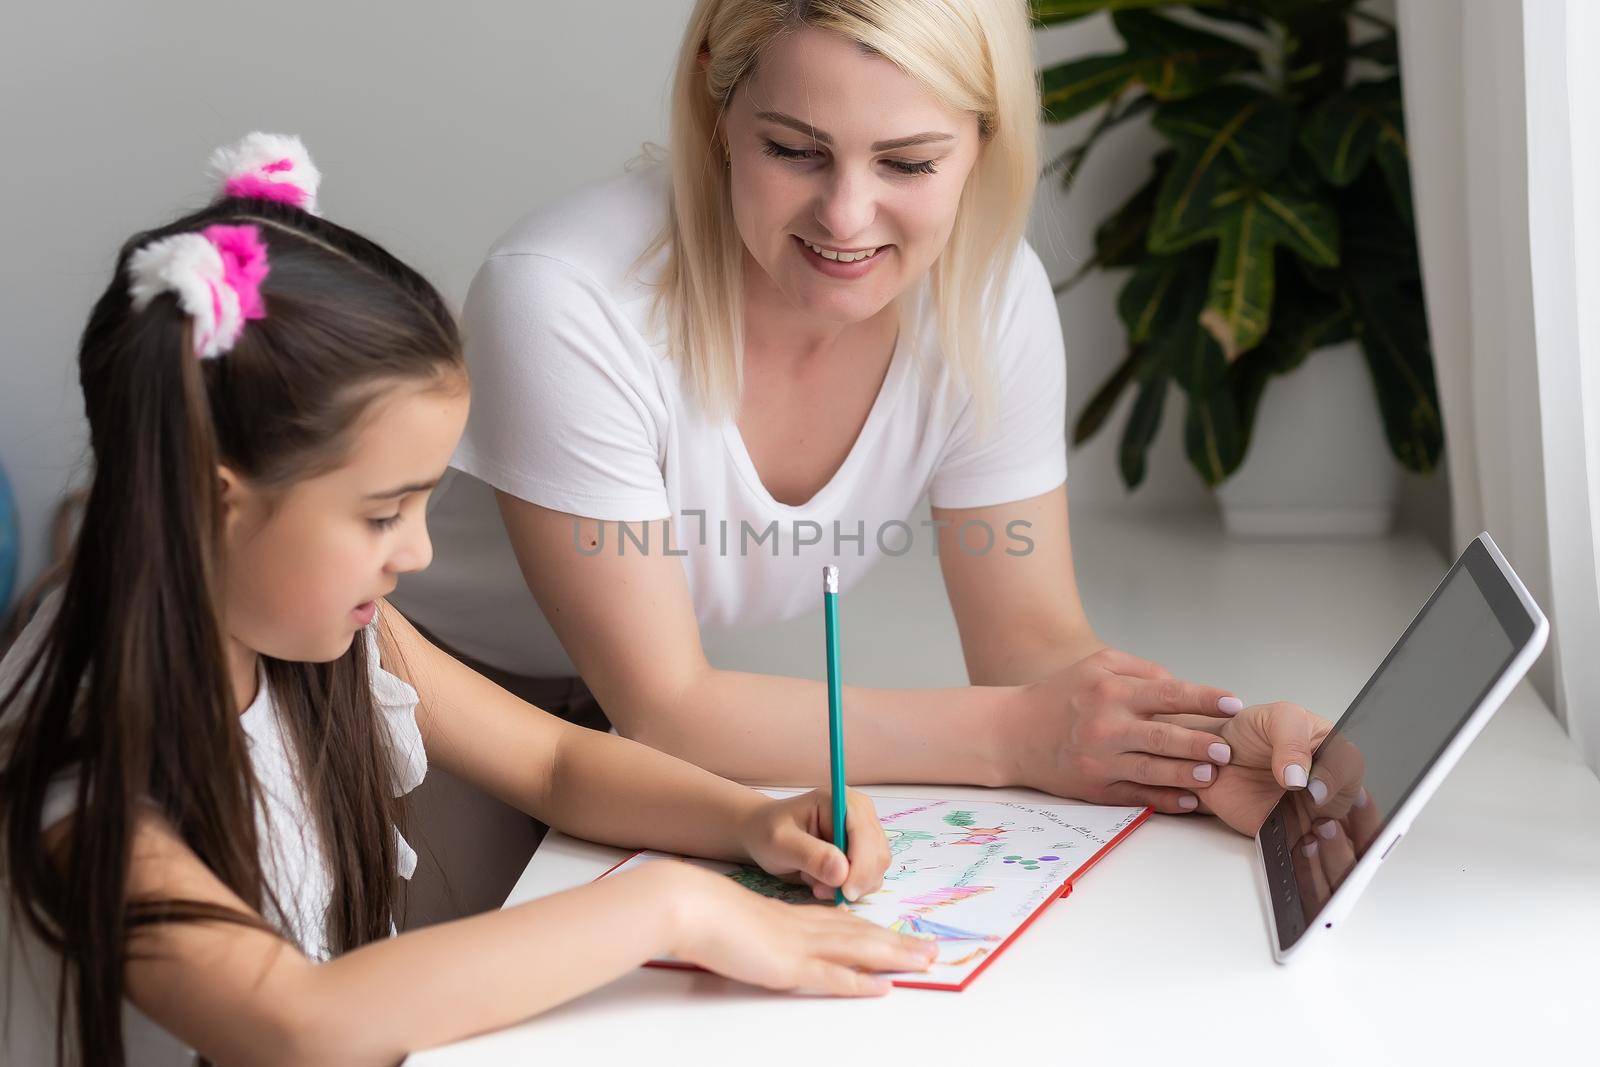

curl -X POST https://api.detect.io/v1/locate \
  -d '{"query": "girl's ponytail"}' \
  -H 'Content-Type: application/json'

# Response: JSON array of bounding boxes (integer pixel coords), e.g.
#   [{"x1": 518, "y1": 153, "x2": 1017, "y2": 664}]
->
[{"x1": 2, "y1": 133, "x2": 461, "y2": 1067}]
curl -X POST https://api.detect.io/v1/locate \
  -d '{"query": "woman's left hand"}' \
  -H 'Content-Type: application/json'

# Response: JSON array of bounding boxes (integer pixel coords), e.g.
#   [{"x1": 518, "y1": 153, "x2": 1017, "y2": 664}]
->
[{"x1": 738, "y1": 789, "x2": 891, "y2": 903}]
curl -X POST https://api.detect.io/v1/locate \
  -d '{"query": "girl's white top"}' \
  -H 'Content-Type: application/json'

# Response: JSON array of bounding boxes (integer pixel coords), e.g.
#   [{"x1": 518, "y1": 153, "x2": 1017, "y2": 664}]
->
[
  {"x1": 0, "y1": 593, "x2": 428, "y2": 1064},
  {"x1": 392, "y1": 162, "x2": 1069, "y2": 678}
]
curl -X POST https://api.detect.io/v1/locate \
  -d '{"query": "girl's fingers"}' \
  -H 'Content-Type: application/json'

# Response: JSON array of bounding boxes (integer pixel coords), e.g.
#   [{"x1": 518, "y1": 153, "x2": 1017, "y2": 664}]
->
[
  {"x1": 1114, "y1": 752, "x2": 1222, "y2": 789},
  {"x1": 842, "y1": 797, "x2": 889, "y2": 900},
  {"x1": 1125, "y1": 677, "x2": 1243, "y2": 718},
  {"x1": 1121, "y1": 718, "x2": 1233, "y2": 766},
  {"x1": 813, "y1": 930, "x2": 937, "y2": 974},
  {"x1": 1098, "y1": 781, "x2": 1202, "y2": 814},
  {"x1": 795, "y1": 960, "x2": 892, "y2": 997},
  {"x1": 797, "y1": 871, "x2": 833, "y2": 901},
  {"x1": 781, "y1": 824, "x2": 848, "y2": 890}
]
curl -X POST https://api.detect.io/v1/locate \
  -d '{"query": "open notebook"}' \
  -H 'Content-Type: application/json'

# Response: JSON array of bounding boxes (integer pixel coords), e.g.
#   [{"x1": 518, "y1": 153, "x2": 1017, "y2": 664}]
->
[{"x1": 595, "y1": 792, "x2": 1151, "y2": 991}]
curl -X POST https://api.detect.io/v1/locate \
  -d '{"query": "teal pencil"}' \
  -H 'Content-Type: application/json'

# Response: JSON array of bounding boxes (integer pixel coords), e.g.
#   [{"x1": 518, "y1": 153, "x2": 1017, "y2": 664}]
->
[{"x1": 823, "y1": 565, "x2": 847, "y2": 906}]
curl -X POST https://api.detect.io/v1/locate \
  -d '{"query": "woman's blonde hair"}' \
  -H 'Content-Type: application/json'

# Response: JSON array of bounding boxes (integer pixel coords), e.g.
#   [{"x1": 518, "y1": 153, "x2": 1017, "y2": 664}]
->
[{"x1": 649, "y1": 0, "x2": 1039, "y2": 420}]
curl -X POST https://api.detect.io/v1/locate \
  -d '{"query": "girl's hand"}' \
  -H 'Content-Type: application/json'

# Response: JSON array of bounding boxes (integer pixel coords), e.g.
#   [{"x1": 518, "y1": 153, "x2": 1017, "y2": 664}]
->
[
  {"x1": 739, "y1": 789, "x2": 891, "y2": 902},
  {"x1": 1002, "y1": 648, "x2": 1244, "y2": 813},
  {"x1": 664, "y1": 862, "x2": 937, "y2": 996}
]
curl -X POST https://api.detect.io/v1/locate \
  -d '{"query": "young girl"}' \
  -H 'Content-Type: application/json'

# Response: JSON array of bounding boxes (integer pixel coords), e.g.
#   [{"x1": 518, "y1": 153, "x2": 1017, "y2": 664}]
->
[{"x1": 0, "y1": 134, "x2": 935, "y2": 1067}]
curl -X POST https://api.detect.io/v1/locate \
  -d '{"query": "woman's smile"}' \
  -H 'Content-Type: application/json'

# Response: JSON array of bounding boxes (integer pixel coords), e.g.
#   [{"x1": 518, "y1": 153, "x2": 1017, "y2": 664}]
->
[{"x1": 792, "y1": 234, "x2": 891, "y2": 279}]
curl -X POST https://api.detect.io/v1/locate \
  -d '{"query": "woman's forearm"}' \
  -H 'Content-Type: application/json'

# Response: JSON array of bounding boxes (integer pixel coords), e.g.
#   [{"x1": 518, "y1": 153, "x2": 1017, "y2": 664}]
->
[{"x1": 625, "y1": 667, "x2": 1019, "y2": 789}]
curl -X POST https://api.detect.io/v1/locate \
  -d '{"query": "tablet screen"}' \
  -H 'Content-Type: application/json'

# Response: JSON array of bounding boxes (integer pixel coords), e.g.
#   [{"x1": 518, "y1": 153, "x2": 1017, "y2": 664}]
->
[{"x1": 1259, "y1": 539, "x2": 1538, "y2": 952}]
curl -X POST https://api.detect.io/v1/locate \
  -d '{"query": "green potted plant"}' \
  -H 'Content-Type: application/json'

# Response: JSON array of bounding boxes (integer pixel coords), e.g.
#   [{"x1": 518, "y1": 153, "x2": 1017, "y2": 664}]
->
[{"x1": 1034, "y1": 0, "x2": 1443, "y2": 535}]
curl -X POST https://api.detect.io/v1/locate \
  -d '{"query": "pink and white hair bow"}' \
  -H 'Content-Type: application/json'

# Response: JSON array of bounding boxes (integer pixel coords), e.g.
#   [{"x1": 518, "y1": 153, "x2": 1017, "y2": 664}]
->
[
  {"x1": 127, "y1": 224, "x2": 271, "y2": 359},
  {"x1": 125, "y1": 132, "x2": 322, "y2": 357},
  {"x1": 209, "y1": 131, "x2": 322, "y2": 215}
]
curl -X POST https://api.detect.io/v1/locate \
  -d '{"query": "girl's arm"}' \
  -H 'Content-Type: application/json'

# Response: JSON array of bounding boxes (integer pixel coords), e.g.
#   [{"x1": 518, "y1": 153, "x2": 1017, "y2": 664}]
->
[
  {"x1": 378, "y1": 604, "x2": 887, "y2": 897},
  {"x1": 99, "y1": 811, "x2": 932, "y2": 1067}
]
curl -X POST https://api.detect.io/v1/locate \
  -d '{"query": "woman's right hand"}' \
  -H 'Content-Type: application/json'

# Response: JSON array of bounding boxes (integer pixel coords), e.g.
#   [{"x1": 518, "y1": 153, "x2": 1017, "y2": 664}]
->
[
  {"x1": 1001, "y1": 647, "x2": 1244, "y2": 813},
  {"x1": 662, "y1": 862, "x2": 937, "y2": 996}
]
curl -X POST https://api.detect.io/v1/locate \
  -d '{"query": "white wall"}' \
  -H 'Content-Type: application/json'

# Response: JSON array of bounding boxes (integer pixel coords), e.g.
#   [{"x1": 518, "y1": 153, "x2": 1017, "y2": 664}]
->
[
  {"x1": 0, "y1": 2, "x2": 1446, "y2": 601},
  {"x1": 0, "y1": 0, "x2": 698, "y2": 593}
]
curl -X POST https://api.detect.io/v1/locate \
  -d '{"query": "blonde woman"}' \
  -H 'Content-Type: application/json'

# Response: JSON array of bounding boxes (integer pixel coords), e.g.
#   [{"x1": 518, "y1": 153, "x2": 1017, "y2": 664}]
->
[{"x1": 396, "y1": 0, "x2": 1332, "y2": 912}]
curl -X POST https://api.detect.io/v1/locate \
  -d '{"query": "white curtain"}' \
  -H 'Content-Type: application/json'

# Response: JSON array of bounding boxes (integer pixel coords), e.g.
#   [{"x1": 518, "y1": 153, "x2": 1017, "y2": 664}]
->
[{"x1": 1398, "y1": 0, "x2": 1600, "y2": 774}]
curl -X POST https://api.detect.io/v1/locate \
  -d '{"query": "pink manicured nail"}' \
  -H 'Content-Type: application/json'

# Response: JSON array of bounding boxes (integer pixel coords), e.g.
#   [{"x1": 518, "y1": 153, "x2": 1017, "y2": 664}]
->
[
  {"x1": 1284, "y1": 765, "x2": 1309, "y2": 789},
  {"x1": 1354, "y1": 787, "x2": 1371, "y2": 809},
  {"x1": 1193, "y1": 764, "x2": 1214, "y2": 783},
  {"x1": 1218, "y1": 696, "x2": 1245, "y2": 714},
  {"x1": 1302, "y1": 841, "x2": 1319, "y2": 858},
  {"x1": 1178, "y1": 794, "x2": 1199, "y2": 811},
  {"x1": 1308, "y1": 777, "x2": 1329, "y2": 805},
  {"x1": 1208, "y1": 742, "x2": 1232, "y2": 764},
  {"x1": 1315, "y1": 820, "x2": 1338, "y2": 840}
]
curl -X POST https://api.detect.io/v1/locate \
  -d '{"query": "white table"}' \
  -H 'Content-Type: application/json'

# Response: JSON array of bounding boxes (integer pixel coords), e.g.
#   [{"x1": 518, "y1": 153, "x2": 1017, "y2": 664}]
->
[{"x1": 410, "y1": 510, "x2": 1600, "y2": 1065}]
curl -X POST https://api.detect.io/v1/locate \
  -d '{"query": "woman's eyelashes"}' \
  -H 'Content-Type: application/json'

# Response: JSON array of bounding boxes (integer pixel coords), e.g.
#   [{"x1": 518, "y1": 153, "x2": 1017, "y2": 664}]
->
[
  {"x1": 759, "y1": 138, "x2": 939, "y2": 176},
  {"x1": 367, "y1": 513, "x2": 403, "y2": 532}
]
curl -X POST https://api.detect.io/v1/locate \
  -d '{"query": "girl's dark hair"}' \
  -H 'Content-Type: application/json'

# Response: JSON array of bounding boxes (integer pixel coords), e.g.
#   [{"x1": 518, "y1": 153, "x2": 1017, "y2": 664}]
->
[{"x1": 0, "y1": 192, "x2": 463, "y2": 1065}]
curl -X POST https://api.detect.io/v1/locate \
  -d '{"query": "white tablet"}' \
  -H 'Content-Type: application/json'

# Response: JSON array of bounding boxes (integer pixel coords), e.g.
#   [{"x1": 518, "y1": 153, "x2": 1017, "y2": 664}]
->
[{"x1": 1255, "y1": 532, "x2": 1548, "y2": 963}]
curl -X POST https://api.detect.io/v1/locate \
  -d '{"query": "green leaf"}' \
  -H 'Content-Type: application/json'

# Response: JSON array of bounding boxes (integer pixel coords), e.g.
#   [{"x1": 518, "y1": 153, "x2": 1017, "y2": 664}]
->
[
  {"x1": 1299, "y1": 78, "x2": 1406, "y2": 188},
  {"x1": 1031, "y1": 0, "x2": 1183, "y2": 28},
  {"x1": 1280, "y1": 2, "x2": 1351, "y2": 100},
  {"x1": 1154, "y1": 85, "x2": 1296, "y2": 179},
  {"x1": 1184, "y1": 384, "x2": 1247, "y2": 486},
  {"x1": 1148, "y1": 86, "x2": 1296, "y2": 250},
  {"x1": 1119, "y1": 372, "x2": 1169, "y2": 489},
  {"x1": 1372, "y1": 130, "x2": 1414, "y2": 228},
  {"x1": 1039, "y1": 11, "x2": 1256, "y2": 123},
  {"x1": 1117, "y1": 257, "x2": 1184, "y2": 343},
  {"x1": 1196, "y1": 185, "x2": 1340, "y2": 360},
  {"x1": 1342, "y1": 253, "x2": 1443, "y2": 474},
  {"x1": 1350, "y1": 32, "x2": 1399, "y2": 66},
  {"x1": 1227, "y1": 344, "x2": 1277, "y2": 460},
  {"x1": 1031, "y1": 0, "x2": 1273, "y2": 26},
  {"x1": 1254, "y1": 260, "x2": 1352, "y2": 373},
  {"x1": 1040, "y1": 55, "x2": 1145, "y2": 123},
  {"x1": 1073, "y1": 348, "x2": 1141, "y2": 446},
  {"x1": 1119, "y1": 253, "x2": 1228, "y2": 393}
]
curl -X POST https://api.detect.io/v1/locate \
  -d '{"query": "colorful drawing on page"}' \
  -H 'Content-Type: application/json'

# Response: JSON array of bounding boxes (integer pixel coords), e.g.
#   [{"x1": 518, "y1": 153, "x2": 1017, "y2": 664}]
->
[
  {"x1": 890, "y1": 914, "x2": 998, "y2": 943},
  {"x1": 724, "y1": 866, "x2": 815, "y2": 905},
  {"x1": 940, "y1": 809, "x2": 1016, "y2": 846},
  {"x1": 888, "y1": 885, "x2": 1000, "y2": 946},
  {"x1": 597, "y1": 793, "x2": 1150, "y2": 989},
  {"x1": 949, "y1": 825, "x2": 1012, "y2": 846},
  {"x1": 900, "y1": 885, "x2": 993, "y2": 909},
  {"x1": 886, "y1": 828, "x2": 935, "y2": 854},
  {"x1": 886, "y1": 857, "x2": 952, "y2": 882}
]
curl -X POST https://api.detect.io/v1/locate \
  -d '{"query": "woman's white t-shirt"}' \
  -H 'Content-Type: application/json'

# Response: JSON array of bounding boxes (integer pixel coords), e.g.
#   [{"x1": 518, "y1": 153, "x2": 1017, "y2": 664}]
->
[
  {"x1": 0, "y1": 596, "x2": 427, "y2": 1065},
  {"x1": 393, "y1": 163, "x2": 1068, "y2": 678}
]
